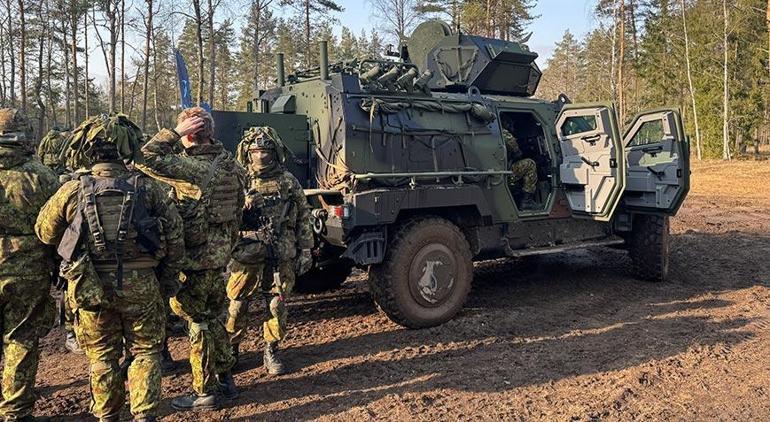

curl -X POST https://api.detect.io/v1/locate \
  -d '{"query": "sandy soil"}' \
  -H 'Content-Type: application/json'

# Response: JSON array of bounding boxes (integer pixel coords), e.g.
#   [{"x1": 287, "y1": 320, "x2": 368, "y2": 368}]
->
[{"x1": 34, "y1": 160, "x2": 770, "y2": 421}]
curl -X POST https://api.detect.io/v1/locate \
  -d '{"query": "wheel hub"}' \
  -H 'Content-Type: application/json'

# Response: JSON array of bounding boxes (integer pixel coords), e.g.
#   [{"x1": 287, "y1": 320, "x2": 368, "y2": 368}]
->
[{"x1": 408, "y1": 243, "x2": 457, "y2": 307}]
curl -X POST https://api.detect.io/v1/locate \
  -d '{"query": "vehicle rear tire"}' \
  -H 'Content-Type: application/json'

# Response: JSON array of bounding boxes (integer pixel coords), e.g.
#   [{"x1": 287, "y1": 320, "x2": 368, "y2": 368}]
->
[
  {"x1": 368, "y1": 217, "x2": 473, "y2": 329},
  {"x1": 294, "y1": 261, "x2": 353, "y2": 294},
  {"x1": 628, "y1": 214, "x2": 670, "y2": 282}
]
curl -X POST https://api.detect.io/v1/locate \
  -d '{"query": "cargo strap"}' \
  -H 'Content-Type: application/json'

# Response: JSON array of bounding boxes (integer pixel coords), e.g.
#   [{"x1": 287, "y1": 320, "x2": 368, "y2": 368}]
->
[{"x1": 81, "y1": 174, "x2": 139, "y2": 290}]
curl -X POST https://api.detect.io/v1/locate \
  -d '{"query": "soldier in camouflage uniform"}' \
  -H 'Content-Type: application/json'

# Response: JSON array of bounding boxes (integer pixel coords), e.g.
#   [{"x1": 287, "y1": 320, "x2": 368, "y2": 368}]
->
[
  {"x1": 226, "y1": 126, "x2": 314, "y2": 376},
  {"x1": 138, "y1": 107, "x2": 245, "y2": 411},
  {"x1": 35, "y1": 114, "x2": 185, "y2": 422},
  {"x1": 0, "y1": 109, "x2": 59, "y2": 422},
  {"x1": 36, "y1": 127, "x2": 68, "y2": 174},
  {"x1": 36, "y1": 127, "x2": 84, "y2": 355},
  {"x1": 502, "y1": 125, "x2": 538, "y2": 209}
]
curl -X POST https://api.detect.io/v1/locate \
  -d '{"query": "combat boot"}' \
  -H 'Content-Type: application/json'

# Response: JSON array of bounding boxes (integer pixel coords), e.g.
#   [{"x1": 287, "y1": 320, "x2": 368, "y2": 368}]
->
[
  {"x1": 263, "y1": 342, "x2": 286, "y2": 376},
  {"x1": 519, "y1": 192, "x2": 537, "y2": 210},
  {"x1": 160, "y1": 338, "x2": 178, "y2": 373},
  {"x1": 170, "y1": 393, "x2": 220, "y2": 411},
  {"x1": 216, "y1": 371, "x2": 239, "y2": 400},
  {"x1": 64, "y1": 330, "x2": 83, "y2": 354}
]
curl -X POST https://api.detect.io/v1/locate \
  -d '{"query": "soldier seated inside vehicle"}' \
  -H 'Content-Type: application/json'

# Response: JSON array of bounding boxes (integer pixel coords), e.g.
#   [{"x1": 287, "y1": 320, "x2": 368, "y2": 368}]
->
[{"x1": 500, "y1": 112, "x2": 553, "y2": 211}]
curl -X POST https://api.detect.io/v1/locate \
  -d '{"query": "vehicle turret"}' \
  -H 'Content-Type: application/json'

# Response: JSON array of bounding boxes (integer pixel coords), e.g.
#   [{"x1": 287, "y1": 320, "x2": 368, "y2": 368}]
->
[{"x1": 403, "y1": 20, "x2": 542, "y2": 97}]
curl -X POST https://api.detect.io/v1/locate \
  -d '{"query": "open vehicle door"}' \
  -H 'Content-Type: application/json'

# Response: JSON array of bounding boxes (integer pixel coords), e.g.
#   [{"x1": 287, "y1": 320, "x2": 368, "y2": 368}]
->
[
  {"x1": 556, "y1": 104, "x2": 626, "y2": 222},
  {"x1": 622, "y1": 108, "x2": 690, "y2": 214}
]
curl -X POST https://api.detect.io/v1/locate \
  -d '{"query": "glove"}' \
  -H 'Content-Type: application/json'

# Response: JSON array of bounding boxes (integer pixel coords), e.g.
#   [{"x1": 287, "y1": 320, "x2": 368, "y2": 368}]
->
[{"x1": 297, "y1": 249, "x2": 313, "y2": 275}]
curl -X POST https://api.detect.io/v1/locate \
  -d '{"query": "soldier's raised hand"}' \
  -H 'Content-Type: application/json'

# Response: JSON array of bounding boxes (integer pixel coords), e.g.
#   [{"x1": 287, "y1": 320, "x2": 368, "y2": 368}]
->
[{"x1": 175, "y1": 116, "x2": 205, "y2": 137}]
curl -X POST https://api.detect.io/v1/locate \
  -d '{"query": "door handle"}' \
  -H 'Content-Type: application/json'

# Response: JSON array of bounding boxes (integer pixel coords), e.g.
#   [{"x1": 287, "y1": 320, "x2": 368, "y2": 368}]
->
[
  {"x1": 647, "y1": 167, "x2": 665, "y2": 180},
  {"x1": 581, "y1": 134, "x2": 601, "y2": 145},
  {"x1": 642, "y1": 145, "x2": 663, "y2": 153},
  {"x1": 581, "y1": 157, "x2": 600, "y2": 168}
]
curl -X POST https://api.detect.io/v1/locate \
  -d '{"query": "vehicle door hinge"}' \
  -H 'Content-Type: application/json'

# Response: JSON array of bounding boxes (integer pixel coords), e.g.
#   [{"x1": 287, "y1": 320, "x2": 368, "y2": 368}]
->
[{"x1": 609, "y1": 158, "x2": 617, "y2": 168}]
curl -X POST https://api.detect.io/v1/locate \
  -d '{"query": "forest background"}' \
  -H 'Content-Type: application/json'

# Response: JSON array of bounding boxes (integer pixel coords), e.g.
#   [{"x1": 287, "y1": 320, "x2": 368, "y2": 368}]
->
[{"x1": 1, "y1": 0, "x2": 768, "y2": 159}]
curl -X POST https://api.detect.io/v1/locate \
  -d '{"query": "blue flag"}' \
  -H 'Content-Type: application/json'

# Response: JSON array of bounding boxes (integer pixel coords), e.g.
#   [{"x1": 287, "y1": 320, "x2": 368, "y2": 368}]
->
[{"x1": 173, "y1": 48, "x2": 193, "y2": 110}]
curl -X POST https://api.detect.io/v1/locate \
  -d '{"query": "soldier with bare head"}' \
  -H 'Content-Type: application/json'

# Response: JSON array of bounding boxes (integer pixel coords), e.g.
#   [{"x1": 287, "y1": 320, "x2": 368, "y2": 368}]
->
[{"x1": 138, "y1": 107, "x2": 246, "y2": 411}]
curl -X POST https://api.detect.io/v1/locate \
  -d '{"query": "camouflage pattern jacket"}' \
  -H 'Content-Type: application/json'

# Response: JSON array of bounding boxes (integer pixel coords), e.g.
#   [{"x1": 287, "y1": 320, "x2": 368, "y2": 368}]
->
[
  {"x1": 36, "y1": 131, "x2": 67, "y2": 173},
  {"x1": 234, "y1": 169, "x2": 313, "y2": 264},
  {"x1": 35, "y1": 163, "x2": 185, "y2": 294},
  {"x1": 0, "y1": 144, "x2": 60, "y2": 276},
  {"x1": 138, "y1": 129, "x2": 246, "y2": 271}
]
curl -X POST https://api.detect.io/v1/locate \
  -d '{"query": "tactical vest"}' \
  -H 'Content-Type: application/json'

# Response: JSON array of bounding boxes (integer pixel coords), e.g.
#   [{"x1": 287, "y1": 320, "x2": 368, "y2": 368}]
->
[
  {"x1": 206, "y1": 154, "x2": 241, "y2": 224},
  {"x1": 179, "y1": 152, "x2": 241, "y2": 248},
  {"x1": 57, "y1": 174, "x2": 161, "y2": 284},
  {"x1": 253, "y1": 173, "x2": 296, "y2": 232}
]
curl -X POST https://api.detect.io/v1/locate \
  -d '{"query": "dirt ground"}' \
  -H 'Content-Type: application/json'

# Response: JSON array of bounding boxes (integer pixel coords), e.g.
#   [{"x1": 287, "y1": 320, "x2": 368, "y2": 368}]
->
[{"x1": 34, "y1": 160, "x2": 770, "y2": 421}]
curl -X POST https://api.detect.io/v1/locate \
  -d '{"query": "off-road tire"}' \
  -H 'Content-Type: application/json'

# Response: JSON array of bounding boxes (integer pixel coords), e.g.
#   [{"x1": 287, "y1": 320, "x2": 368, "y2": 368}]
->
[
  {"x1": 628, "y1": 214, "x2": 670, "y2": 282},
  {"x1": 368, "y1": 217, "x2": 473, "y2": 329},
  {"x1": 294, "y1": 262, "x2": 353, "y2": 294}
]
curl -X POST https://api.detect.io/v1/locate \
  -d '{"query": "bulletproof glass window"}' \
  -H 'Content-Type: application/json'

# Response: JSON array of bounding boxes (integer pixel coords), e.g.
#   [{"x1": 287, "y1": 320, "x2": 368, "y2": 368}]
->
[
  {"x1": 560, "y1": 115, "x2": 597, "y2": 137},
  {"x1": 627, "y1": 119, "x2": 664, "y2": 147}
]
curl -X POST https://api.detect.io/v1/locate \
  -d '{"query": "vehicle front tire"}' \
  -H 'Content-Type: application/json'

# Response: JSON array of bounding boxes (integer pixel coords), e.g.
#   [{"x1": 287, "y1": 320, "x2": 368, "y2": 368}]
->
[
  {"x1": 628, "y1": 214, "x2": 670, "y2": 282},
  {"x1": 368, "y1": 217, "x2": 473, "y2": 329}
]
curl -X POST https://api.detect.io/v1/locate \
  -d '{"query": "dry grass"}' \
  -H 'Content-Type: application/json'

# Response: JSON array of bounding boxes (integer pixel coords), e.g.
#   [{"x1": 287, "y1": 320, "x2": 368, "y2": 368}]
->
[{"x1": 689, "y1": 159, "x2": 770, "y2": 201}]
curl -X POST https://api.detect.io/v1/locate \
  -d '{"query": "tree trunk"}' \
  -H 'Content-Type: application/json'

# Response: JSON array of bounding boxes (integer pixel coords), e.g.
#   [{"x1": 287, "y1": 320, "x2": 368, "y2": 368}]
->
[
  {"x1": 192, "y1": 0, "x2": 204, "y2": 104},
  {"x1": 0, "y1": 17, "x2": 6, "y2": 105},
  {"x1": 62, "y1": 20, "x2": 72, "y2": 128},
  {"x1": 680, "y1": 0, "x2": 702, "y2": 160},
  {"x1": 151, "y1": 23, "x2": 161, "y2": 131},
  {"x1": 108, "y1": 0, "x2": 118, "y2": 113},
  {"x1": 17, "y1": 0, "x2": 26, "y2": 113},
  {"x1": 252, "y1": 1, "x2": 261, "y2": 99},
  {"x1": 305, "y1": 0, "x2": 311, "y2": 68},
  {"x1": 6, "y1": 0, "x2": 15, "y2": 106},
  {"x1": 121, "y1": 0, "x2": 126, "y2": 113},
  {"x1": 84, "y1": 8, "x2": 89, "y2": 117},
  {"x1": 35, "y1": 1, "x2": 45, "y2": 138},
  {"x1": 767, "y1": 0, "x2": 770, "y2": 72},
  {"x1": 71, "y1": 12, "x2": 79, "y2": 123},
  {"x1": 610, "y1": 0, "x2": 619, "y2": 107},
  {"x1": 207, "y1": 0, "x2": 216, "y2": 108},
  {"x1": 617, "y1": 0, "x2": 625, "y2": 124},
  {"x1": 142, "y1": 0, "x2": 153, "y2": 130},
  {"x1": 722, "y1": 0, "x2": 730, "y2": 160},
  {"x1": 46, "y1": 27, "x2": 56, "y2": 126}
]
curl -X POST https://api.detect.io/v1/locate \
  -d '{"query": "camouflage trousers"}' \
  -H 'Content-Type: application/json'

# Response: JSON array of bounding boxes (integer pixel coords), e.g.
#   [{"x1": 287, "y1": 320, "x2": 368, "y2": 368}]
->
[
  {"x1": 510, "y1": 158, "x2": 538, "y2": 194},
  {"x1": 74, "y1": 268, "x2": 165, "y2": 420},
  {"x1": 170, "y1": 269, "x2": 235, "y2": 395},
  {"x1": 0, "y1": 275, "x2": 54, "y2": 420},
  {"x1": 226, "y1": 260, "x2": 295, "y2": 345}
]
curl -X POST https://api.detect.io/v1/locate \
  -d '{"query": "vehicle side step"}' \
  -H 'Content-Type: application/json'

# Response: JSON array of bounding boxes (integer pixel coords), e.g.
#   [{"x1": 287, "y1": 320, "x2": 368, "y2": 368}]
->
[{"x1": 505, "y1": 237, "x2": 626, "y2": 258}]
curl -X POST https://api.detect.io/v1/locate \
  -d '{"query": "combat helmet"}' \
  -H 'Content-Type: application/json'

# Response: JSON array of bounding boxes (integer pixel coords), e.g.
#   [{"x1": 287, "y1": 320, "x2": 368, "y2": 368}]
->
[
  {"x1": 64, "y1": 114, "x2": 143, "y2": 169},
  {"x1": 0, "y1": 108, "x2": 33, "y2": 145},
  {"x1": 236, "y1": 126, "x2": 288, "y2": 169}
]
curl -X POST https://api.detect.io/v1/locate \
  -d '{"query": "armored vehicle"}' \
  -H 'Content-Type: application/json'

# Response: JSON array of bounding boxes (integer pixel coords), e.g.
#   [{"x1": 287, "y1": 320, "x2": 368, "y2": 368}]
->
[{"x1": 213, "y1": 21, "x2": 690, "y2": 329}]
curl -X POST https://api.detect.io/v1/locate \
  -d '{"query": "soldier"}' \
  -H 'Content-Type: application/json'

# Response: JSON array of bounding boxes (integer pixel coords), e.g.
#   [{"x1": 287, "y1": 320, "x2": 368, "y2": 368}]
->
[
  {"x1": 0, "y1": 109, "x2": 59, "y2": 422},
  {"x1": 37, "y1": 127, "x2": 84, "y2": 356},
  {"x1": 502, "y1": 122, "x2": 538, "y2": 209},
  {"x1": 36, "y1": 127, "x2": 68, "y2": 174},
  {"x1": 35, "y1": 114, "x2": 185, "y2": 422},
  {"x1": 138, "y1": 107, "x2": 245, "y2": 411},
  {"x1": 226, "y1": 126, "x2": 313, "y2": 375}
]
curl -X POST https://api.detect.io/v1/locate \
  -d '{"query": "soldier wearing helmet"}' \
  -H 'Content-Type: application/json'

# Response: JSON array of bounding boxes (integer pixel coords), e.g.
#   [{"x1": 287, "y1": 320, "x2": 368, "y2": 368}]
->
[
  {"x1": 137, "y1": 107, "x2": 245, "y2": 411},
  {"x1": 226, "y1": 126, "x2": 314, "y2": 376},
  {"x1": 36, "y1": 126, "x2": 68, "y2": 174},
  {"x1": 0, "y1": 109, "x2": 59, "y2": 421},
  {"x1": 35, "y1": 114, "x2": 185, "y2": 422}
]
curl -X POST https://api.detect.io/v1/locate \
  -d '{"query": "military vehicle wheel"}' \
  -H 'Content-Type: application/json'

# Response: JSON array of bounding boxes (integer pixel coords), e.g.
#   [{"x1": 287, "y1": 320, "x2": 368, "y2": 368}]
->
[
  {"x1": 628, "y1": 214, "x2": 670, "y2": 282},
  {"x1": 368, "y1": 217, "x2": 473, "y2": 329},
  {"x1": 294, "y1": 262, "x2": 353, "y2": 294}
]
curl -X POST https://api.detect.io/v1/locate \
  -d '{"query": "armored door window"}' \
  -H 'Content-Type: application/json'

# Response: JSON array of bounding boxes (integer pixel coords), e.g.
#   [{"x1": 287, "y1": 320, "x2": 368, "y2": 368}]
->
[
  {"x1": 560, "y1": 115, "x2": 597, "y2": 137},
  {"x1": 627, "y1": 120, "x2": 664, "y2": 148}
]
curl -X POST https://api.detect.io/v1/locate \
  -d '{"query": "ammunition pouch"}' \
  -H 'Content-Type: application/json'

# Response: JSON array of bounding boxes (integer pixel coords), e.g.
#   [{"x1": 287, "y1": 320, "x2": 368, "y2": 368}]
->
[{"x1": 61, "y1": 254, "x2": 106, "y2": 311}]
